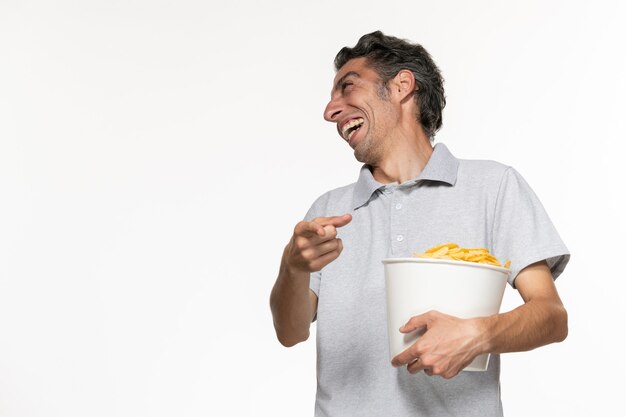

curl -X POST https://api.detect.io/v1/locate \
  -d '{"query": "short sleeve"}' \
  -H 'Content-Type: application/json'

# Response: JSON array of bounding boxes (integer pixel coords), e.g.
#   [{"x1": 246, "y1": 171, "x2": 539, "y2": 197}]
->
[{"x1": 492, "y1": 167, "x2": 570, "y2": 287}]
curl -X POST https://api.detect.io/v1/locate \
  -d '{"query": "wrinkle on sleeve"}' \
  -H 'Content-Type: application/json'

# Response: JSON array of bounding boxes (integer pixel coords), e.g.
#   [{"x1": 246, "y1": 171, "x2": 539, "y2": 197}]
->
[{"x1": 492, "y1": 167, "x2": 570, "y2": 287}]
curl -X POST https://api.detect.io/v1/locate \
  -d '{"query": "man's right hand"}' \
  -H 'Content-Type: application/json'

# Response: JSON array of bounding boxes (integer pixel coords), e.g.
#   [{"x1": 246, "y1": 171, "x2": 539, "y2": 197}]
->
[
  {"x1": 284, "y1": 214, "x2": 352, "y2": 274},
  {"x1": 271, "y1": 213, "x2": 352, "y2": 347}
]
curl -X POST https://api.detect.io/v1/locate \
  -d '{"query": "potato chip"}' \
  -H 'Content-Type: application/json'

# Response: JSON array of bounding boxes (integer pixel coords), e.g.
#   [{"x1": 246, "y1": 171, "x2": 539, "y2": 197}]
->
[
  {"x1": 413, "y1": 242, "x2": 510, "y2": 268},
  {"x1": 425, "y1": 243, "x2": 459, "y2": 254}
]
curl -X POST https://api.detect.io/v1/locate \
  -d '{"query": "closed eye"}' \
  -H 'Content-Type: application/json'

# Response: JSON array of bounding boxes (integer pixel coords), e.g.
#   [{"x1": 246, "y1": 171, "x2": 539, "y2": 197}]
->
[{"x1": 333, "y1": 71, "x2": 360, "y2": 94}]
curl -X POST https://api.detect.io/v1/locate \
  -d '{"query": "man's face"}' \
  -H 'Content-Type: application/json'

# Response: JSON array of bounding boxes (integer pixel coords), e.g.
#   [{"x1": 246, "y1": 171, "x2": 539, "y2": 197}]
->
[{"x1": 324, "y1": 57, "x2": 399, "y2": 165}]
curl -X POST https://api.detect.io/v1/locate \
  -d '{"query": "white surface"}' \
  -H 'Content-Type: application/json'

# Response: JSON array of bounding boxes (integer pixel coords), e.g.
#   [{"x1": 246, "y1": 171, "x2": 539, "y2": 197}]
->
[
  {"x1": 1, "y1": 1, "x2": 624, "y2": 416},
  {"x1": 384, "y1": 258, "x2": 509, "y2": 371}
]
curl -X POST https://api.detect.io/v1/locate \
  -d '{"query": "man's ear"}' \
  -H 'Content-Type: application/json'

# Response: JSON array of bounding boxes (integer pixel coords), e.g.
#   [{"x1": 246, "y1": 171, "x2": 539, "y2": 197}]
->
[{"x1": 390, "y1": 70, "x2": 416, "y2": 102}]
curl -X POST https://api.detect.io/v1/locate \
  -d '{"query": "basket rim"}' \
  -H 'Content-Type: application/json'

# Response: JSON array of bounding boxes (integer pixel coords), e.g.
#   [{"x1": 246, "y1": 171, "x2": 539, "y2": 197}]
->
[{"x1": 382, "y1": 257, "x2": 511, "y2": 275}]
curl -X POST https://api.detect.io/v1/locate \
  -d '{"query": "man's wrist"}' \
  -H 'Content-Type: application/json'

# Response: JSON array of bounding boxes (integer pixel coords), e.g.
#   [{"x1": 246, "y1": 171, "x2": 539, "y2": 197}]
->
[
  {"x1": 280, "y1": 250, "x2": 309, "y2": 283},
  {"x1": 471, "y1": 316, "x2": 495, "y2": 355}
]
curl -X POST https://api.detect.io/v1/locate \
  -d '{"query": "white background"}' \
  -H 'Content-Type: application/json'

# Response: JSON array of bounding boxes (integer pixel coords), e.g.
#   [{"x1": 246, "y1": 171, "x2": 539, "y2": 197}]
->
[{"x1": 1, "y1": 1, "x2": 624, "y2": 416}]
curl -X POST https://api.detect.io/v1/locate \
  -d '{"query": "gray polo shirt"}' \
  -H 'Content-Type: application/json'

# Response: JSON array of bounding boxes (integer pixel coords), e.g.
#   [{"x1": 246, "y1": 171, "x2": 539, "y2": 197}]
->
[{"x1": 304, "y1": 143, "x2": 569, "y2": 417}]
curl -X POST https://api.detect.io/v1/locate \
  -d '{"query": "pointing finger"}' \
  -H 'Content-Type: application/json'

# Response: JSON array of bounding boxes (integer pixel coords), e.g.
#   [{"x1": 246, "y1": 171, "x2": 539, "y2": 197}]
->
[{"x1": 313, "y1": 214, "x2": 353, "y2": 229}]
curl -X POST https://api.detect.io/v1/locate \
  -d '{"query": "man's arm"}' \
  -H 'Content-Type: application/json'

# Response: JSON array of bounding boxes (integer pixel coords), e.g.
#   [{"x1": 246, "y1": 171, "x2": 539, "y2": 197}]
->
[
  {"x1": 391, "y1": 260, "x2": 567, "y2": 378},
  {"x1": 270, "y1": 214, "x2": 351, "y2": 347},
  {"x1": 270, "y1": 260, "x2": 319, "y2": 347},
  {"x1": 478, "y1": 260, "x2": 568, "y2": 353}
]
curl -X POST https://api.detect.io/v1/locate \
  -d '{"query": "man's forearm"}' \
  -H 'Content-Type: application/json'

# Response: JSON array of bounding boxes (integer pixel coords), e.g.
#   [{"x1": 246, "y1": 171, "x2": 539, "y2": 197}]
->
[
  {"x1": 477, "y1": 262, "x2": 568, "y2": 355},
  {"x1": 270, "y1": 255, "x2": 315, "y2": 347},
  {"x1": 477, "y1": 296, "x2": 568, "y2": 355}
]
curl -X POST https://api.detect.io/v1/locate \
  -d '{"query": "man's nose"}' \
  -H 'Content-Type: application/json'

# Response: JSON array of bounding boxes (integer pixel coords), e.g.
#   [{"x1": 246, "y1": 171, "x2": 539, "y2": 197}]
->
[{"x1": 323, "y1": 95, "x2": 343, "y2": 122}]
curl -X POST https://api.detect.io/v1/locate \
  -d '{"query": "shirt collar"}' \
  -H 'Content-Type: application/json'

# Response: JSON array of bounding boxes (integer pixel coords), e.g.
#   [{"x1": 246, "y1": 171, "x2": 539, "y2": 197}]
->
[{"x1": 351, "y1": 143, "x2": 459, "y2": 209}]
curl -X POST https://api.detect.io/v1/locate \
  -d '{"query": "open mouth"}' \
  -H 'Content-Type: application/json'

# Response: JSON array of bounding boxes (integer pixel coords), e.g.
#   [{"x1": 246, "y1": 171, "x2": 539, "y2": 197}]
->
[{"x1": 341, "y1": 118, "x2": 364, "y2": 142}]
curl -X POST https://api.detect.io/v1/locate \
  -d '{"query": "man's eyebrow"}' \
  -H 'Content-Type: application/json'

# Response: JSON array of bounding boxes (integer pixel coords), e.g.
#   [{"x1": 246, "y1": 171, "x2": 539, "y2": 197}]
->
[{"x1": 334, "y1": 71, "x2": 360, "y2": 92}]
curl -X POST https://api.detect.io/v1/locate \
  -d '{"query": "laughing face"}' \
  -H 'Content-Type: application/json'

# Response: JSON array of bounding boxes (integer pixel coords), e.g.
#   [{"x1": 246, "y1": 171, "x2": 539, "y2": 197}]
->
[{"x1": 323, "y1": 57, "x2": 400, "y2": 165}]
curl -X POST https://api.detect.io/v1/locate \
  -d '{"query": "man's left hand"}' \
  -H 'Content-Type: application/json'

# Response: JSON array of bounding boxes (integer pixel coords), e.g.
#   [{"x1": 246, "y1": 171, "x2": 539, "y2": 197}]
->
[{"x1": 390, "y1": 310, "x2": 485, "y2": 379}]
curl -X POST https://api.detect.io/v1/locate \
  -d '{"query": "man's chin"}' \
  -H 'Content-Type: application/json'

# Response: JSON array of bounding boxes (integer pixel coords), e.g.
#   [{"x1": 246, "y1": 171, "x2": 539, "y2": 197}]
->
[
  {"x1": 353, "y1": 145, "x2": 379, "y2": 165},
  {"x1": 353, "y1": 146, "x2": 366, "y2": 163}
]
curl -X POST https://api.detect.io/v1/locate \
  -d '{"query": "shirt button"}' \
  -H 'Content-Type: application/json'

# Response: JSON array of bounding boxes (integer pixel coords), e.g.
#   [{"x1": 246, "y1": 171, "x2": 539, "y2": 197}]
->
[
  {"x1": 396, "y1": 235, "x2": 404, "y2": 242},
  {"x1": 395, "y1": 203, "x2": 402, "y2": 210}
]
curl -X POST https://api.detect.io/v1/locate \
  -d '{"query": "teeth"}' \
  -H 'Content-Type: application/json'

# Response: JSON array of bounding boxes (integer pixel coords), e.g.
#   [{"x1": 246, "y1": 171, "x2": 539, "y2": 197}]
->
[{"x1": 341, "y1": 118, "x2": 364, "y2": 140}]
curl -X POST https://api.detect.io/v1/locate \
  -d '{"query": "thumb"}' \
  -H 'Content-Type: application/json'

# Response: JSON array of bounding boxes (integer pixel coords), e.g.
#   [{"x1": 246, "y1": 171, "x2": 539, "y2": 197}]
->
[{"x1": 400, "y1": 315, "x2": 428, "y2": 333}]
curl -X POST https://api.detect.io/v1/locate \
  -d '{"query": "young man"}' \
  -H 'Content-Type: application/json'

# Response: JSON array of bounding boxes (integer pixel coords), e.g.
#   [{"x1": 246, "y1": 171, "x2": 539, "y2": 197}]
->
[{"x1": 270, "y1": 31, "x2": 569, "y2": 417}]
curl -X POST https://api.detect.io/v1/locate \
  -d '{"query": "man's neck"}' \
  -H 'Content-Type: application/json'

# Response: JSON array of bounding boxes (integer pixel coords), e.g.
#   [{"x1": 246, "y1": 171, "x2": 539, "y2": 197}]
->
[{"x1": 370, "y1": 128, "x2": 434, "y2": 184}]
